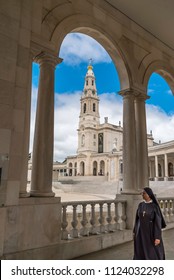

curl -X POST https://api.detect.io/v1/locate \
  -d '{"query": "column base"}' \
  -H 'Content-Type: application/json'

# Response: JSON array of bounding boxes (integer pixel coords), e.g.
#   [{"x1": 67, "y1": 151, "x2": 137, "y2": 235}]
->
[
  {"x1": 19, "y1": 191, "x2": 30, "y2": 198},
  {"x1": 30, "y1": 191, "x2": 55, "y2": 197},
  {"x1": 2, "y1": 197, "x2": 61, "y2": 257},
  {"x1": 164, "y1": 177, "x2": 168, "y2": 181}
]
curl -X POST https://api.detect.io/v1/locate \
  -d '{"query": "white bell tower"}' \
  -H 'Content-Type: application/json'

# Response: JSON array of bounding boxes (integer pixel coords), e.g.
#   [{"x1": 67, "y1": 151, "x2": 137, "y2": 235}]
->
[{"x1": 77, "y1": 63, "x2": 100, "y2": 154}]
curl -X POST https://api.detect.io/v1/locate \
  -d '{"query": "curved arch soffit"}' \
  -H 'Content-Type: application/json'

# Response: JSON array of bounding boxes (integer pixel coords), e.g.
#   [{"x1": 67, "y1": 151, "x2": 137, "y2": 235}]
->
[
  {"x1": 143, "y1": 61, "x2": 174, "y2": 95},
  {"x1": 50, "y1": 14, "x2": 130, "y2": 90}
]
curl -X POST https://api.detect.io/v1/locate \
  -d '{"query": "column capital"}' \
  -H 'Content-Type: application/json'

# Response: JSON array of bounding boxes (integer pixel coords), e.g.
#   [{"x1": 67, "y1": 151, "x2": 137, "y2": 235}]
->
[
  {"x1": 34, "y1": 51, "x2": 63, "y2": 67},
  {"x1": 119, "y1": 88, "x2": 149, "y2": 101}
]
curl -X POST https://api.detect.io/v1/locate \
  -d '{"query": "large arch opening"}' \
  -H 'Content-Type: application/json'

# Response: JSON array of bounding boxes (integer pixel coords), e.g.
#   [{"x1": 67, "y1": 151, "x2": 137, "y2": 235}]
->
[
  {"x1": 53, "y1": 31, "x2": 125, "y2": 163},
  {"x1": 146, "y1": 70, "x2": 174, "y2": 182}
]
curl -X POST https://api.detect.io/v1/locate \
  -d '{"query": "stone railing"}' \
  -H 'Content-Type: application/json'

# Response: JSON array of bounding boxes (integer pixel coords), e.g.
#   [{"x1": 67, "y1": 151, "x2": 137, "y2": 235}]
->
[
  {"x1": 61, "y1": 200, "x2": 126, "y2": 240},
  {"x1": 158, "y1": 197, "x2": 174, "y2": 224}
]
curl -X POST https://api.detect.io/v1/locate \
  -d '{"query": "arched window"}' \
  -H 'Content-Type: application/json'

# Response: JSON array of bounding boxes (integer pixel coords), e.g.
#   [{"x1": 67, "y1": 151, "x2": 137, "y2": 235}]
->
[
  {"x1": 93, "y1": 161, "x2": 97, "y2": 176},
  {"x1": 68, "y1": 163, "x2": 73, "y2": 176},
  {"x1": 93, "y1": 103, "x2": 96, "y2": 112},
  {"x1": 80, "y1": 161, "x2": 85, "y2": 176},
  {"x1": 168, "y1": 162, "x2": 173, "y2": 176},
  {"x1": 83, "y1": 103, "x2": 86, "y2": 113},
  {"x1": 86, "y1": 80, "x2": 88, "y2": 86},
  {"x1": 92, "y1": 80, "x2": 94, "y2": 86},
  {"x1": 99, "y1": 160, "x2": 105, "y2": 175}
]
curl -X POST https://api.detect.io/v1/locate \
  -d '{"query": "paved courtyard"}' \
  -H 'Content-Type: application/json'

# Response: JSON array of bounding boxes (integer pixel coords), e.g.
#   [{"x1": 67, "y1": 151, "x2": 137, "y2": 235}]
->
[{"x1": 74, "y1": 228, "x2": 174, "y2": 260}]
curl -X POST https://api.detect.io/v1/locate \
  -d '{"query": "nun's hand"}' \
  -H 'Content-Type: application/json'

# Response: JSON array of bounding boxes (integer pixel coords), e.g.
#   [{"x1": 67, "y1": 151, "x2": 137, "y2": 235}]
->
[{"x1": 154, "y1": 239, "x2": 160, "y2": 246}]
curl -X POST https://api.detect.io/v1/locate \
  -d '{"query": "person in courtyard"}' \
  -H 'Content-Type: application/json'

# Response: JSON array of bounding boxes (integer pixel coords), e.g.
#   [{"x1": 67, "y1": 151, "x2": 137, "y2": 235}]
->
[{"x1": 133, "y1": 187, "x2": 166, "y2": 260}]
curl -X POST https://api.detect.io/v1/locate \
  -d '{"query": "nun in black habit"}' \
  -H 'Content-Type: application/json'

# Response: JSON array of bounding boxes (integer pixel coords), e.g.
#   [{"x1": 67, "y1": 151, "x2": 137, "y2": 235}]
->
[{"x1": 133, "y1": 187, "x2": 166, "y2": 260}]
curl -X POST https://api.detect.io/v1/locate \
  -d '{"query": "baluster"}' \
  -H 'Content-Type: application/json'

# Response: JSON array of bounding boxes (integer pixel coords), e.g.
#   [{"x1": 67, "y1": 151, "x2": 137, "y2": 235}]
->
[
  {"x1": 172, "y1": 199, "x2": 174, "y2": 222},
  {"x1": 80, "y1": 203, "x2": 89, "y2": 236},
  {"x1": 120, "y1": 201, "x2": 126, "y2": 229},
  {"x1": 169, "y1": 199, "x2": 174, "y2": 222},
  {"x1": 114, "y1": 201, "x2": 119, "y2": 230},
  {"x1": 61, "y1": 204, "x2": 69, "y2": 240},
  {"x1": 89, "y1": 203, "x2": 97, "y2": 234},
  {"x1": 164, "y1": 199, "x2": 170, "y2": 223},
  {"x1": 106, "y1": 202, "x2": 113, "y2": 232},
  {"x1": 98, "y1": 202, "x2": 105, "y2": 233},
  {"x1": 70, "y1": 204, "x2": 79, "y2": 238},
  {"x1": 159, "y1": 199, "x2": 165, "y2": 218}
]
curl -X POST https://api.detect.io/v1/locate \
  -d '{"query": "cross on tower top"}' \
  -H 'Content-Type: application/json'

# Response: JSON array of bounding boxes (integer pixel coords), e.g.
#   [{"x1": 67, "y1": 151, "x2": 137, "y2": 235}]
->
[{"x1": 88, "y1": 58, "x2": 93, "y2": 66}]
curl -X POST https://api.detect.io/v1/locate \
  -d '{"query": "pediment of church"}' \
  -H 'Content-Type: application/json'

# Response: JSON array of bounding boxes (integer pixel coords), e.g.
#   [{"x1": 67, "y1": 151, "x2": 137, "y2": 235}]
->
[{"x1": 77, "y1": 153, "x2": 87, "y2": 158}]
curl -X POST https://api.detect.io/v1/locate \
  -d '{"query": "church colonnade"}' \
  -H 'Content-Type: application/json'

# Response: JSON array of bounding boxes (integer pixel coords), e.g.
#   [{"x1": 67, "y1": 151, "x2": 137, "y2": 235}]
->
[{"x1": 149, "y1": 153, "x2": 174, "y2": 181}]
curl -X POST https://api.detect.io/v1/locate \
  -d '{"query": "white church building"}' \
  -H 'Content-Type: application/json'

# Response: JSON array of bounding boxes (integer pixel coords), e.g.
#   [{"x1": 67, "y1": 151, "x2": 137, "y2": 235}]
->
[{"x1": 48, "y1": 64, "x2": 174, "y2": 183}]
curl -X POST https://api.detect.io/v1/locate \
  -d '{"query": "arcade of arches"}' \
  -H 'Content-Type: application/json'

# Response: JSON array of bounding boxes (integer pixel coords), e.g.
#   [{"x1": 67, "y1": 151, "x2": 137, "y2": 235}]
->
[{"x1": 1, "y1": 0, "x2": 174, "y2": 259}]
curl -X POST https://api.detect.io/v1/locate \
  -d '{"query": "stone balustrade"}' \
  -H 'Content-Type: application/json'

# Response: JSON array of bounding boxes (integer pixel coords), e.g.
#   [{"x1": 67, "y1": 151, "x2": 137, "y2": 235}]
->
[
  {"x1": 61, "y1": 199, "x2": 126, "y2": 240},
  {"x1": 61, "y1": 197, "x2": 174, "y2": 240},
  {"x1": 158, "y1": 197, "x2": 174, "y2": 223}
]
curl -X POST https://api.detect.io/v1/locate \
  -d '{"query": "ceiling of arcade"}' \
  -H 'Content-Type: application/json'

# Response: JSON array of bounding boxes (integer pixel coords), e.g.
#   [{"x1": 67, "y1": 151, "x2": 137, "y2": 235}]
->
[{"x1": 34, "y1": 0, "x2": 174, "y2": 92}]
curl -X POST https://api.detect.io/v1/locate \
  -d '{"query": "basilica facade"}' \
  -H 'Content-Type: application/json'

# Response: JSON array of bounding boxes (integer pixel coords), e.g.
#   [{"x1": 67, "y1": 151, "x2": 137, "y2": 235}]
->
[{"x1": 51, "y1": 65, "x2": 174, "y2": 183}]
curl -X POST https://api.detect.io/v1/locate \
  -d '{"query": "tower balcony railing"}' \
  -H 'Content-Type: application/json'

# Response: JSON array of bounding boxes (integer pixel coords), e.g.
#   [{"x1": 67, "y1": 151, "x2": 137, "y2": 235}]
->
[
  {"x1": 61, "y1": 197, "x2": 174, "y2": 240},
  {"x1": 61, "y1": 199, "x2": 126, "y2": 240}
]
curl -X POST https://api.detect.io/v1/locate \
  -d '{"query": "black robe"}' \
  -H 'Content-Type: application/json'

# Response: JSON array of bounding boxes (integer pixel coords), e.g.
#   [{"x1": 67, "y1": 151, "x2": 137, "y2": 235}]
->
[{"x1": 133, "y1": 201, "x2": 165, "y2": 260}]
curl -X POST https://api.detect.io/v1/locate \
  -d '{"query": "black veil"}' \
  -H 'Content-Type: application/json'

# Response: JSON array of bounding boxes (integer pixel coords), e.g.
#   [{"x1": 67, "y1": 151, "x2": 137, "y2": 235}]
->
[{"x1": 144, "y1": 187, "x2": 167, "y2": 229}]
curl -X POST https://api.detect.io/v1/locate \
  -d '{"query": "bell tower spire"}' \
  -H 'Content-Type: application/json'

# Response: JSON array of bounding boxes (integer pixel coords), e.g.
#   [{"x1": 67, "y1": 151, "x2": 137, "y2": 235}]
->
[
  {"x1": 77, "y1": 63, "x2": 100, "y2": 154},
  {"x1": 79, "y1": 62, "x2": 100, "y2": 122}
]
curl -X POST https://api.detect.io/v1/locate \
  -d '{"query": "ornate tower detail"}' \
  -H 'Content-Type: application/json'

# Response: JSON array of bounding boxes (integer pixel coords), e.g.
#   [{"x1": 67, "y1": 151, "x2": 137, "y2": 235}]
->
[{"x1": 77, "y1": 64, "x2": 100, "y2": 154}]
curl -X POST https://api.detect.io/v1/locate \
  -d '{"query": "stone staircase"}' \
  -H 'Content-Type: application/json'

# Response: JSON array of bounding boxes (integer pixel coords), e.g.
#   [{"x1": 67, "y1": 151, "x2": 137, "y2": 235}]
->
[{"x1": 52, "y1": 176, "x2": 121, "y2": 196}]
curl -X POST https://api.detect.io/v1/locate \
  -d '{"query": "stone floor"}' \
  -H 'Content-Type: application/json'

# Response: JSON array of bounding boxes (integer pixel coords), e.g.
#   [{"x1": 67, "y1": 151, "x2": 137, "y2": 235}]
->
[{"x1": 74, "y1": 228, "x2": 174, "y2": 260}]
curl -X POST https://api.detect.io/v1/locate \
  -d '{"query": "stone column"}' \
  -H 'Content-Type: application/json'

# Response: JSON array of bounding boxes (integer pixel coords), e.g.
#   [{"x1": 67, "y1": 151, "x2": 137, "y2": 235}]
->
[
  {"x1": 164, "y1": 153, "x2": 168, "y2": 181},
  {"x1": 155, "y1": 155, "x2": 158, "y2": 181},
  {"x1": 30, "y1": 52, "x2": 62, "y2": 197},
  {"x1": 149, "y1": 159, "x2": 152, "y2": 179},
  {"x1": 134, "y1": 92, "x2": 149, "y2": 191},
  {"x1": 119, "y1": 89, "x2": 137, "y2": 193},
  {"x1": 19, "y1": 54, "x2": 33, "y2": 198}
]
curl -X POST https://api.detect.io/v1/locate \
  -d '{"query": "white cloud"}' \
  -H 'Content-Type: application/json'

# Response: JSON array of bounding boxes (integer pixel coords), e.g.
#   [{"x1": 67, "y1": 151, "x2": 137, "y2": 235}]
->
[
  {"x1": 60, "y1": 33, "x2": 111, "y2": 65},
  {"x1": 146, "y1": 104, "x2": 174, "y2": 143}
]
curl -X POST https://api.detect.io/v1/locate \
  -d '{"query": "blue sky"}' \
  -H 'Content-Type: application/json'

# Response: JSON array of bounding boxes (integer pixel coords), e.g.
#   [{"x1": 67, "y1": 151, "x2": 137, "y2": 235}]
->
[{"x1": 31, "y1": 33, "x2": 174, "y2": 162}]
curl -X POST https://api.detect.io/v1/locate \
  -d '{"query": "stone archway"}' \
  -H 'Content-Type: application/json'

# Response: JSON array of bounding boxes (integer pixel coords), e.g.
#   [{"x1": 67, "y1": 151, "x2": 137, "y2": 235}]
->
[
  {"x1": 142, "y1": 61, "x2": 174, "y2": 94},
  {"x1": 80, "y1": 161, "x2": 85, "y2": 176},
  {"x1": 41, "y1": 11, "x2": 131, "y2": 91},
  {"x1": 93, "y1": 161, "x2": 97, "y2": 176},
  {"x1": 99, "y1": 160, "x2": 105, "y2": 176}
]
